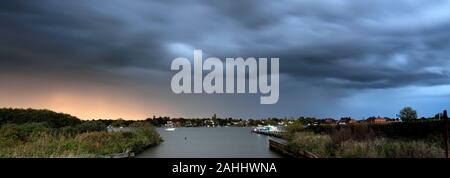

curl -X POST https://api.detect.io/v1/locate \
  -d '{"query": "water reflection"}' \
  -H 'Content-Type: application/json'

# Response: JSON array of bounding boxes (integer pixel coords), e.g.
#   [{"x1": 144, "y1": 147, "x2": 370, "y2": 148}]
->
[{"x1": 138, "y1": 127, "x2": 282, "y2": 158}]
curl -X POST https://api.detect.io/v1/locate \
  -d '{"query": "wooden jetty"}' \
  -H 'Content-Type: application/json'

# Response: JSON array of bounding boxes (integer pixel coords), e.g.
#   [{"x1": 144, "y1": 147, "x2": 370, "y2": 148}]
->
[
  {"x1": 268, "y1": 138, "x2": 319, "y2": 158},
  {"x1": 251, "y1": 130, "x2": 284, "y2": 138}
]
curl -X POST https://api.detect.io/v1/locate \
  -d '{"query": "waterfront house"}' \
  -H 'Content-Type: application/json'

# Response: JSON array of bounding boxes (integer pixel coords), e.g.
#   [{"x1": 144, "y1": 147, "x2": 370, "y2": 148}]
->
[
  {"x1": 322, "y1": 118, "x2": 337, "y2": 125},
  {"x1": 337, "y1": 117, "x2": 357, "y2": 125},
  {"x1": 365, "y1": 117, "x2": 388, "y2": 124},
  {"x1": 106, "y1": 125, "x2": 134, "y2": 132}
]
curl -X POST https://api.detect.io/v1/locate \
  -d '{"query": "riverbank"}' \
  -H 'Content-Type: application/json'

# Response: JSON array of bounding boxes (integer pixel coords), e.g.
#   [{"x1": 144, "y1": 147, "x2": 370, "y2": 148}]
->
[
  {"x1": 0, "y1": 108, "x2": 162, "y2": 158},
  {"x1": 268, "y1": 138, "x2": 318, "y2": 158},
  {"x1": 0, "y1": 122, "x2": 162, "y2": 158},
  {"x1": 284, "y1": 123, "x2": 447, "y2": 158}
]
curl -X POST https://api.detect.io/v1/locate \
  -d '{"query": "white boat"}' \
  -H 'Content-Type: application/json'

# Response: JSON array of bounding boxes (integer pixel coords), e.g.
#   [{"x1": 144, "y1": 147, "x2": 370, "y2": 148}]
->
[
  {"x1": 165, "y1": 127, "x2": 176, "y2": 131},
  {"x1": 164, "y1": 121, "x2": 176, "y2": 131}
]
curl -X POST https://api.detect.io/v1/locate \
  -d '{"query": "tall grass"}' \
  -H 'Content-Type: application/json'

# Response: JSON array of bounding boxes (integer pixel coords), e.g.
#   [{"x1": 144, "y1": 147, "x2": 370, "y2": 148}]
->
[
  {"x1": 287, "y1": 131, "x2": 445, "y2": 158},
  {"x1": 335, "y1": 139, "x2": 444, "y2": 158},
  {"x1": 0, "y1": 123, "x2": 161, "y2": 158},
  {"x1": 287, "y1": 132, "x2": 333, "y2": 157}
]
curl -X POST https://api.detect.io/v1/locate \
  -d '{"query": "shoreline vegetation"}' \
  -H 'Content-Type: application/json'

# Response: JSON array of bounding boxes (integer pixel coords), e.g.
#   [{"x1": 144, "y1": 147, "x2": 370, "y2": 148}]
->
[
  {"x1": 0, "y1": 108, "x2": 162, "y2": 158},
  {"x1": 283, "y1": 120, "x2": 448, "y2": 158},
  {"x1": 1, "y1": 107, "x2": 448, "y2": 158}
]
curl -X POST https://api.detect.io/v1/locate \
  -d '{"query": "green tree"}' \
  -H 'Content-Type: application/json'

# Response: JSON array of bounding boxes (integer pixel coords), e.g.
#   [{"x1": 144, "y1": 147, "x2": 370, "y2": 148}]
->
[
  {"x1": 212, "y1": 114, "x2": 218, "y2": 126},
  {"x1": 400, "y1": 107, "x2": 417, "y2": 121},
  {"x1": 112, "y1": 119, "x2": 127, "y2": 127},
  {"x1": 0, "y1": 108, "x2": 81, "y2": 128},
  {"x1": 266, "y1": 118, "x2": 278, "y2": 126}
]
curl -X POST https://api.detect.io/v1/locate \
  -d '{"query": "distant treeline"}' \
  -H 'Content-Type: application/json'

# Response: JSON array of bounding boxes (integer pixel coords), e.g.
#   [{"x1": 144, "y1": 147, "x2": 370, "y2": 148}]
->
[
  {"x1": 0, "y1": 108, "x2": 81, "y2": 128},
  {"x1": 0, "y1": 108, "x2": 143, "y2": 134},
  {"x1": 144, "y1": 116, "x2": 251, "y2": 127}
]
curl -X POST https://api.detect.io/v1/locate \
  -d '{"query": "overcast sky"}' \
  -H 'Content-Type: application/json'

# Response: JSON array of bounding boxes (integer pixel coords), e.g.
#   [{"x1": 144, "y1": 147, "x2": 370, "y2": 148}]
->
[{"x1": 1, "y1": 0, "x2": 450, "y2": 119}]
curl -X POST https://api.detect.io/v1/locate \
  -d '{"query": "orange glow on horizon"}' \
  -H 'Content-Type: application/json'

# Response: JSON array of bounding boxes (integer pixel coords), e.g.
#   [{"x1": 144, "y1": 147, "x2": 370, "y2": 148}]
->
[{"x1": 0, "y1": 84, "x2": 171, "y2": 120}]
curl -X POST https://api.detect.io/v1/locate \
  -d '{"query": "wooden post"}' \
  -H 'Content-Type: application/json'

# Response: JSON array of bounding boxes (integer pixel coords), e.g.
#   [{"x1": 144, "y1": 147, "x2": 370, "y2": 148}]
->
[{"x1": 444, "y1": 110, "x2": 449, "y2": 158}]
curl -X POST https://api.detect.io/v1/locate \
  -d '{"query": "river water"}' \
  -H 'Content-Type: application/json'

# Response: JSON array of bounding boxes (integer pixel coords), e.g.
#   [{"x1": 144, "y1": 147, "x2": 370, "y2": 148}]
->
[{"x1": 137, "y1": 127, "x2": 282, "y2": 158}]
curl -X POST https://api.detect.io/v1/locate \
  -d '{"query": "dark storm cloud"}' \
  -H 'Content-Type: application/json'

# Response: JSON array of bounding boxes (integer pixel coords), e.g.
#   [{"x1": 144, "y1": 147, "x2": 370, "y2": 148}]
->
[
  {"x1": 0, "y1": 0, "x2": 167, "y2": 77},
  {"x1": 1, "y1": 0, "x2": 450, "y2": 88},
  {"x1": 2, "y1": 0, "x2": 450, "y2": 119},
  {"x1": 208, "y1": 0, "x2": 450, "y2": 89}
]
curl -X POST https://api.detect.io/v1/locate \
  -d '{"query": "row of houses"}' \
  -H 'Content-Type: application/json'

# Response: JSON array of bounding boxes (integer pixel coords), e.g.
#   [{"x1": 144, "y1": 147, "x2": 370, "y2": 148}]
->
[{"x1": 317, "y1": 117, "x2": 400, "y2": 126}]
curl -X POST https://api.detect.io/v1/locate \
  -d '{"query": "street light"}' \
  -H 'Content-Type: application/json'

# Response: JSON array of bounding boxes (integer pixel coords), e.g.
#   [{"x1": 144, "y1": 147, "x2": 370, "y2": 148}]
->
[{"x1": 443, "y1": 110, "x2": 449, "y2": 158}]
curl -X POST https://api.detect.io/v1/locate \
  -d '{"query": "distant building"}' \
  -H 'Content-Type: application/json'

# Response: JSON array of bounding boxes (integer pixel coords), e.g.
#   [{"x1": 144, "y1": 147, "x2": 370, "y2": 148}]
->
[
  {"x1": 107, "y1": 125, "x2": 134, "y2": 132},
  {"x1": 365, "y1": 117, "x2": 388, "y2": 124},
  {"x1": 338, "y1": 117, "x2": 357, "y2": 125},
  {"x1": 322, "y1": 118, "x2": 337, "y2": 125}
]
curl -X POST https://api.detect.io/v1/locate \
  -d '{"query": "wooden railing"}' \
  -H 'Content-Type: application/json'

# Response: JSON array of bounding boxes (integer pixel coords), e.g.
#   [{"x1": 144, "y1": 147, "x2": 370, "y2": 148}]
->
[{"x1": 269, "y1": 139, "x2": 319, "y2": 158}]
